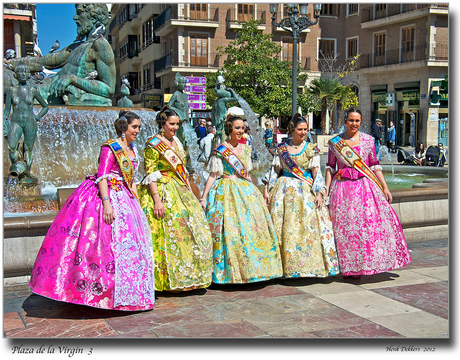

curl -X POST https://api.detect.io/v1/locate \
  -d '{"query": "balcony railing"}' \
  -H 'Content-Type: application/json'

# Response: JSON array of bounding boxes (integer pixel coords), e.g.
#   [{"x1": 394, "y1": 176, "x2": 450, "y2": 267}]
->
[
  {"x1": 357, "y1": 43, "x2": 448, "y2": 69},
  {"x1": 361, "y1": 4, "x2": 447, "y2": 23},
  {"x1": 155, "y1": 51, "x2": 220, "y2": 72},
  {"x1": 155, "y1": 5, "x2": 219, "y2": 31},
  {"x1": 225, "y1": 8, "x2": 267, "y2": 25},
  {"x1": 141, "y1": 80, "x2": 162, "y2": 92},
  {"x1": 4, "y1": 3, "x2": 34, "y2": 11}
]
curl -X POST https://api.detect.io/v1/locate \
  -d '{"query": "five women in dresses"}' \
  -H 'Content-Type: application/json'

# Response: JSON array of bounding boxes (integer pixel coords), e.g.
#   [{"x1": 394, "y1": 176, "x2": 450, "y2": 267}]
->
[{"x1": 30, "y1": 106, "x2": 411, "y2": 311}]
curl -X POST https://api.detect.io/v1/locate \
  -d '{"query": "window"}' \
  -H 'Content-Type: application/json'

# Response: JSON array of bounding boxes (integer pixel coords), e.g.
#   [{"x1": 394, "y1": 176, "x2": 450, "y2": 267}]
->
[
  {"x1": 143, "y1": 61, "x2": 161, "y2": 90},
  {"x1": 374, "y1": 32, "x2": 386, "y2": 66},
  {"x1": 375, "y1": 4, "x2": 387, "y2": 19},
  {"x1": 321, "y1": 4, "x2": 340, "y2": 17},
  {"x1": 401, "y1": 26, "x2": 415, "y2": 62},
  {"x1": 238, "y1": 4, "x2": 254, "y2": 22},
  {"x1": 190, "y1": 4, "x2": 207, "y2": 20},
  {"x1": 347, "y1": 37, "x2": 358, "y2": 58},
  {"x1": 348, "y1": 4, "x2": 359, "y2": 15},
  {"x1": 142, "y1": 16, "x2": 160, "y2": 49},
  {"x1": 190, "y1": 34, "x2": 208, "y2": 66},
  {"x1": 318, "y1": 39, "x2": 336, "y2": 58},
  {"x1": 282, "y1": 38, "x2": 300, "y2": 62}
]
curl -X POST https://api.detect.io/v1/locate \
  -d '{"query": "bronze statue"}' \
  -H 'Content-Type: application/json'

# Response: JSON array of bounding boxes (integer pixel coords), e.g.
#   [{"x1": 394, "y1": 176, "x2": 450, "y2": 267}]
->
[
  {"x1": 168, "y1": 72, "x2": 189, "y2": 143},
  {"x1": 3, "y1": 63, "x2": 49, "y2": 182},
  {"x1": 8, "y1": 4, "x2": 115, "y2": 106},
  {"x1": 210, "y1": 74, "x2": 239, "y2": 147}
]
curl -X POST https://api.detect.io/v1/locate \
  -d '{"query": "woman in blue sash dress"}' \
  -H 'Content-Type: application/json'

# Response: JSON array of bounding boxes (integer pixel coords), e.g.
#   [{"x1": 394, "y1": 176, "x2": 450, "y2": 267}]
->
[{"x1": 200, "y1": 116, "x2": 283, "y2": 284}]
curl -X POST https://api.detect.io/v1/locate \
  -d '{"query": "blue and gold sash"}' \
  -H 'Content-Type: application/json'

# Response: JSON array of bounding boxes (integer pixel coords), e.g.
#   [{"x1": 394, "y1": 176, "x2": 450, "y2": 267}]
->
[
  {"x1": 277, "y1": 142, "x2": 314, "y2": 186},
  {"x1": 329, "y1": 135, "x2": 384, "y2": 193},
  {"x1": 102, "y1": 139, "x2": 137, "y2": 198},
  {"x1": 214, "y1": 143, "x2": 247, "y2": 179},
  {"x1": 147, "y1": 135, "x2": 191, "y2": 190}
]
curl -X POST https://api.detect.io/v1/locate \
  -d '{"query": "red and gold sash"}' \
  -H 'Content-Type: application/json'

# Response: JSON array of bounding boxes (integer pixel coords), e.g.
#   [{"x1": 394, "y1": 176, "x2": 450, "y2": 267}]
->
[
  {"x1": 147, "y1": 135, "x2": 191, "y2": 190},
  {"x1": 214, "y1": 143, "x2": 247, "y2": 179},
  {"x1": 102, "y1": 139, "x2": 137, "y2": 198},
  {"x1": 277, "y1": 142, "x2": 314, "y2": 186},
  {"x1": 329, "y1": 135, "x2": 384, "y2": 193}
]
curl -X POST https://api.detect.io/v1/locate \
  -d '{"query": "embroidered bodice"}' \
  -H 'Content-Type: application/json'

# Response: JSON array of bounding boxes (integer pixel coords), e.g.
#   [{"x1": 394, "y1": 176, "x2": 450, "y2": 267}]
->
[
  {"x1": 326, "y1": 132, "x2": 382, "y2": 179},
  {"x1": 207, "y1": 144, "x2": 253, "y2": 176},
  {"x1": 142, "y1": 135, "x2": 188, "y2": 186},
  {"x1": 275, "y1": 142, "x2": 320, "y2": 173}
]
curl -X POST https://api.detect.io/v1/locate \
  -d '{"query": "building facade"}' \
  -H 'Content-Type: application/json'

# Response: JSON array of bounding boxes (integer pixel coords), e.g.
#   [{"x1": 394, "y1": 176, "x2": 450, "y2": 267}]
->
[
  {"x1": 109, "y1": 3, "x2": 448, "y2": 146},
  {"x1": 3, "y1": 3, "x2": 37, "y2": 58}
]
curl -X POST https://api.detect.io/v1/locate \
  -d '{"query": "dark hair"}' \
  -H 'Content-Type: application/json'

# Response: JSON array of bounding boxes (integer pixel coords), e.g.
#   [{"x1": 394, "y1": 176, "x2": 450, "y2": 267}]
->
[
  {"x1": 287, "y1": 113, "x2": 307, "y2": 134},
  {"x1": 345, "y1": 107, "x2": 363, "y2": 121},
  {"x1": 415, "y1": 142, "x2": 424, "y2": 153},
  {"x1": 224, "y1": 115, "x2": 244, "y2": 136},
  {"x1": 156, "y1": 105, "x2": 178, "y2": 128},
  {"x1": 114, "y1": 110, "x2": 139, "y2": 136}
]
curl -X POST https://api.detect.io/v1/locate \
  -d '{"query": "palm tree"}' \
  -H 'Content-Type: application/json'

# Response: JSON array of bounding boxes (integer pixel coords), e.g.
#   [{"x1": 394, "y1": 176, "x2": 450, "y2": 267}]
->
[{"x1": 308, "y1": 78, "x2": 342, "y2": 134}]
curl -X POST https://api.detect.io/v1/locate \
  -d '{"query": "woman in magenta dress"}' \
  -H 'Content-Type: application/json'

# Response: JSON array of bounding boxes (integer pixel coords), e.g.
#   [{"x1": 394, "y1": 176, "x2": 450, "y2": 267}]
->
[
  {"x1": 325, "y1": 107, "x2": 411, "y2": 279},
  {"x1": 29, "y1": 110, "x2": 155, "y2": 311}
]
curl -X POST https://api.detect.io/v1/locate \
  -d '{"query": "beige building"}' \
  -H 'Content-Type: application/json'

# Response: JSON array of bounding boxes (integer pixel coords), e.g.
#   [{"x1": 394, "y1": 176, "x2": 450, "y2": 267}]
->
[
  {"x1": 109, "y1": 3, "x2": 448, "y2": 146},
  {"x1": 3, "y1": 3, "x2": 37, "y2": 57}
]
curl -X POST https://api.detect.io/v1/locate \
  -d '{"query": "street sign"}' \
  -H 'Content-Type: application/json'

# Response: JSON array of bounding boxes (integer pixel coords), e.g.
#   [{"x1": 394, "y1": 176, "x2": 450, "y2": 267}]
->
[
  {"x1": 189, "y1": 102, "x2": 207, "y2": 110},
  {"x1": 386, "y1": 93, "x2": 395, "y2": 107},
  {"x1": 185, "y1": 85, "x2": 206, "y2": 93},
  {"x1": 188, "y1": 94, "x2": 206, "y2": 101},
  {"x1": 186, "y1": 77, "x2": 206, "y2": 84}
]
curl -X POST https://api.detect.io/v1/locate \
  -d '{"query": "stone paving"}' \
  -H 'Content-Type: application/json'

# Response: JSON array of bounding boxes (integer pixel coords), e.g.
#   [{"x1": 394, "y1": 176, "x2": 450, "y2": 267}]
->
[{"x1": 3, "y1": 237, "x2": 448, "y2": 339}]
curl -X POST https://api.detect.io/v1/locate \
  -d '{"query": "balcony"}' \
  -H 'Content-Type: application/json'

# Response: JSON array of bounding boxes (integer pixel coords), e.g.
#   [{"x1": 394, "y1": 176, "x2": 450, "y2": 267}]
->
[
  {"x1": 155, "y1": 51, "x2": 220, "y2": 76},
  {"x1": 358, "y1": 43, "x2": 448, "y2": 70},
  {"x1": 155, "y1": 6, "x2": 219, "y2": 37},
  {"x1": 226, "y1": 8, "x2": 267, "y2": 30},
  {"x1": 361, "y1": 4, "x2": 448, "y2": 27}
]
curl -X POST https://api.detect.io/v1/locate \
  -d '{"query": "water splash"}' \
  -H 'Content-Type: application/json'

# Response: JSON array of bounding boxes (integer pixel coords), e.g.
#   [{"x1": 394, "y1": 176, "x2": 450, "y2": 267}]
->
[
  {"x1": 237, "y1": 98, "x2": 272, "y2": 168},
  {"x1": 377, "y1": 145, "x2": 394, "y2": 176},
  {"x1": 181, "y1": 121, "x2": 208, "y2": 191}
]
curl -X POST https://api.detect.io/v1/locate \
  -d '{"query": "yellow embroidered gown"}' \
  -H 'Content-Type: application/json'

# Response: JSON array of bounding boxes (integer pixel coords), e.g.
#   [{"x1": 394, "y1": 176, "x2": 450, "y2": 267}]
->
[
  {"x1": 138, "y1": 136, "x2": 213, "y2": 291},
  {"x1": 269, "y1": 142, "x2": 340, "y2": 278}
]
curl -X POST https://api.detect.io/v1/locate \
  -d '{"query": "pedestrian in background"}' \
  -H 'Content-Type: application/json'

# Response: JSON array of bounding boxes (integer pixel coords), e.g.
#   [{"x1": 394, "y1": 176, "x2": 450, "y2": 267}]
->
[
  {"x1": 386, "y1": 121, "x2": 396, "y2": 153},
  {"x1": 371, "y1": 119, "x2": 383, "y2": 156}
]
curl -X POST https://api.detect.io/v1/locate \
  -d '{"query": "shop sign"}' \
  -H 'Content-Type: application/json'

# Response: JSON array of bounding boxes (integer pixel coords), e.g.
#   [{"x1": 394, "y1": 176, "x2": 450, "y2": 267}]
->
[
  {"x1": 141, "y1": 94, "x2": 162, "y2": 102},
  {"x1": 371, "y1": 93, "x2": 386, "y2": 103},
  {"x1": 396, "y1": 91, "x2": 420, "y2": 101}
]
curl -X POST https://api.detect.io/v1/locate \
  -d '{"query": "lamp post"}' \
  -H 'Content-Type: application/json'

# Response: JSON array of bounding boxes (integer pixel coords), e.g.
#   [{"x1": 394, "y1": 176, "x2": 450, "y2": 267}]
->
[{"x1": 270, "y1": 4, "x2": 321, "y2": 117}]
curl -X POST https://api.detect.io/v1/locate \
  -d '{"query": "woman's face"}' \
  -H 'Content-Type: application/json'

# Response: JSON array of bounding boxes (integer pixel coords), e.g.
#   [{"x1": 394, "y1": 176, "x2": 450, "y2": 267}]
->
[
  {"x1": 230, "y1": 120, "x2": 245, "y2": 141},
  {"x1": 163, "y1": 115, "x2": 180, "y2": 139},
  {"x1": 346, "y1": 112, "x2": 362, "y2": 134},
  {"x1": 125, "y1": 118, "x2": 141, "y2": 143},
  {"x1": 292, "y1": 122, "x2": 308, "y2": 143},
  {"x1": 390, "y1": 121, "x2": 394, "y2": 127}
]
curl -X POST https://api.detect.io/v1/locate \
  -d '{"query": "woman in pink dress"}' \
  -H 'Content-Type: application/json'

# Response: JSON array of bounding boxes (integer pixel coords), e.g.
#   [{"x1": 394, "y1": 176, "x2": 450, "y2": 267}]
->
[
  {"x1": 325, "y1": 107, "x2": 411, "y2": 279},
  {"x1": 29, "y1": 110, "x2": 155, "y2": 311}
]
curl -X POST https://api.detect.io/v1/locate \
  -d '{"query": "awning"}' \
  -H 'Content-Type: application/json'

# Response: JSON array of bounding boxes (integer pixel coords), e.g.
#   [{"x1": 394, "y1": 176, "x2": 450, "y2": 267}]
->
[{"x1": 4, "y1": 14, "x2": 31, "y2": 21}]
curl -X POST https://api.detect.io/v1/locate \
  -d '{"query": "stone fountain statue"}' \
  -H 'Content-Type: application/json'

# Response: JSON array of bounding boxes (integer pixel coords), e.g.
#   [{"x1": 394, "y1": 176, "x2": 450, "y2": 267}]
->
[
  {"x1": 3, "y1": 63, "x2": 49, "y2": 183},
  {"x1": 6, "y1": 4, "x2": 115, "y2": 106},
  {"x1": 168, "y1": 72, "x2": 189, "y2": 143},
  {"x1": 210, "y1": 73, "x2": 239, "y2": 148},
  {"x1": 117, "y1": 75, "x2": 134, "y2": 107}
]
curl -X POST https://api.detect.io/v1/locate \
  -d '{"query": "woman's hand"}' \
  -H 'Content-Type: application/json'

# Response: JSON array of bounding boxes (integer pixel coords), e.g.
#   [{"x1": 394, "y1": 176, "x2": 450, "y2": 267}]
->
[
  {"x1": 103, "y1": 202, "x2": 115, "y2": 225},
  {"x1": 199, "y1": 199, "x2": 206, "y2": 211},
  {"x1": 384, "y1": 188, "x2": 393, "y2": 204},
  {"x1": 314, "y1": 193, "x2": 323, "y2": 208},
  {"x1": 154, "y1": 200, "x2": 166, "y2": 219}
]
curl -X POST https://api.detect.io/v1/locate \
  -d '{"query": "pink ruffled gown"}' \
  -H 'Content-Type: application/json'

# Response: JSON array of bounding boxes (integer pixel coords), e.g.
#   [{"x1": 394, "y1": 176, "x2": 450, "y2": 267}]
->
[
  {"x1": 326, "y1": 132, "x2": 411, "y2": 276},
  {"x1": 29, "y1": 142, "x2": 155, "y2": 311}
]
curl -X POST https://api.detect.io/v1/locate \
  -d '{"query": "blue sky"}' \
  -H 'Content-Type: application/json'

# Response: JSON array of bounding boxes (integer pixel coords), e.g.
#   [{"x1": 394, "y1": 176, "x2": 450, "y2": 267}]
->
[{"x1": 35, "y1": 3, "x2": 78, "y2": 56}]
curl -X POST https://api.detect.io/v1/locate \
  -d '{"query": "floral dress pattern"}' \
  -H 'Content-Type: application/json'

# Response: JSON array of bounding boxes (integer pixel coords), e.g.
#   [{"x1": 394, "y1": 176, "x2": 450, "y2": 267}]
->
[
  {"x1": 269, "y1": 142, "x2": 340, "y2": 278},
  {"x1": 138, "y1": 136, "x2": 213, "y2": 291},
  {"x1": 326, "y1": 132, "x2": 411, "y2": 275},
  {"x1": 205, "y1": 144, "x2": 283, "y2": 284},
  {"x1": 29, "y1": 143, "x2": 155, "y2": 311}
]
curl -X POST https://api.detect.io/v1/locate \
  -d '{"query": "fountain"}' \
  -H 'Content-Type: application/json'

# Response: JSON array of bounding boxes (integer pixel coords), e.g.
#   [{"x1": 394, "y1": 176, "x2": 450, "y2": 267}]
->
[{"x1": 377, "y1": 145, "x2": 395, "y2": 176}]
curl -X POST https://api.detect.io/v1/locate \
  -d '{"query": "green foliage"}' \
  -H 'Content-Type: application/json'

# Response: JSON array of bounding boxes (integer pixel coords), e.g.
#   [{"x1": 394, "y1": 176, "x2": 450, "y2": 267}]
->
[{"x1": 205, "y1": 19, "x2": 314, "y2": 121}]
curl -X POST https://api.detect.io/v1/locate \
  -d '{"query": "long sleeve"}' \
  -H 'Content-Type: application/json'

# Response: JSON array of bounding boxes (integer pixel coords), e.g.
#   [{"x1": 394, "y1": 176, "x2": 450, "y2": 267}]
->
[{"x1": 95, "y1": 145, "x2": 116, "y2": 183}]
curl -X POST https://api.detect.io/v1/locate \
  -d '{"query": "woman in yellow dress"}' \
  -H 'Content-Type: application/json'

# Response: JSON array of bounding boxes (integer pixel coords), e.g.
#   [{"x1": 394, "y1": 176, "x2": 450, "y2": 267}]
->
[
  {"x1": 200, "y1": 115, "x2": 282, "y2": 284},
  {"x1": 263, "y1": 115, "x2": 339, "y2": 278},
  {"x1": 138, "y1": 106, "x2": 213, "y2": 291}
]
